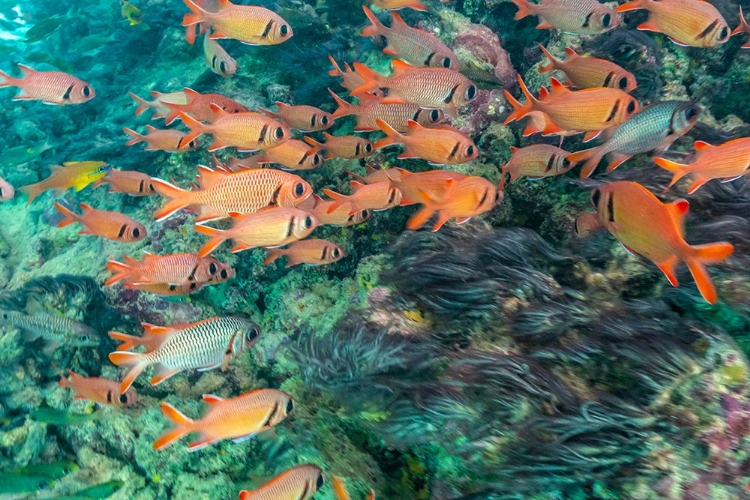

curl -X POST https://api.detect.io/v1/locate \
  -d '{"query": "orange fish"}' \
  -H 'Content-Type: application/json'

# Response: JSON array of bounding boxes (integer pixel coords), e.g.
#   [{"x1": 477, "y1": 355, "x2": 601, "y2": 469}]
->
[
  {"x1": 371, "y1": 0, "x2": 426, "y2": 11},
  {"x1": 346, "y1": 165, "x2": 406, "y2": 185},
  {"x1": 129, "y1": 90, "x2": 188, "y2": 119},
  {"x1": 94, "y1": 170, "x2": 156, "y2": 196},
  {"x1": 239, "y1": 464, "x2": 324, "y2": 500},
  {"x1": 19, "y1": 161, "x2": 111, "y2": 204},
  {"x1": 732, "y1": 6, "x2": 750, "y2": 49},
  {"x1": 163, "y1": 88, "x2": 248, "y2": 125},
  {"x1": 407, "y1": 176, "x2": 501, "y2": 231},
  {"x1": 264, "y1": 239, "x2": 346, "y2": 267},
  {"x1": 179, "y1": 106, "x2": 290, "y2": 152},
  {"x1": 0, "y1": 176, "x2": 13, "y2": 202},
  {"x1": 154, "y1": 389, "x2": 291, "y2": 451},
  {"x1": 538, "y1": 45, "x2": 637, "y2": 92},
  {"x1": 500, "y1": 144, "x2": 576, "y2": 184},
  {"x1": 0, "y1": 64, "x2": 94, "y2": 105},
  {"x1": 352, "y1": 60, "x2": 477, "y2": 116},
  {"x1": 183, "y1": 0, "x2": 293, "y2": 46},
  {"x1": 258, "y1": 102, "x2": 333, "y2": 132},
  {"x1": 152, "y1": 166, "x2": 312, "y2": 222},
  {"x1": 223, "y1": 155, "x2": 266, "y2": 171},
  {"x1": 579, "y1": 181, "x2": 734, "y2": 304},
  {"x1": 332, "y1": 476, "x2": 376, "y2": 500},
  {"x1": 306, "y1": 195, "x2": 372, "y2": 227},
  {"x1": 254, "y1": 140, "x2": 324, "y2": 170},
  {"x1": 375, "y1": 119, "x2": 479, "y2": 165},
  {"x1": 361, "y1": 6, "x2": 459, "y2": 70},
  {"x1": 392, "y1": 168, "x2": 468, "y2": 205},
  {"x1": 512, "y1": 0, "x2": 620, "y2": 34},
  {"x1": 105, "y1": 252, "x2": 232, "y2": 287},
  {"x1": 329, "y1": 89, "x2": 444, "y2": 132},
  {"x1": 59, "y1": 370, "x2": 138, "y2": 408},
  {"x1": 653, "y1": 137, "x2": 750, "y2": 194},
  {"x1": 54, "y1": 202, "x2": 146, "y2": 242},
  {"x1": 616, "y1": 0, "x2": 730, "y2": 47},
  {"x1": 203, "y1": 31, "x2": 237, "y2": 77},
  {"x1": 195, "y1": 207, "x2": 319, "y2": 256},
  {"x1": 329, "y1": 56, "x2": 384, "y2": 97},
  {"x1": 323, "y1": 180, "x2": 402, "y2": 214},
  {"x1": 124, "y1": 126, "x2": 198, "y2": 152},
  {"x1": 304, "y1": 134, "x2": 374, "y2": 159},
  {"x1": 504, "y1": 76, "x2": 639, "y2": 140}
]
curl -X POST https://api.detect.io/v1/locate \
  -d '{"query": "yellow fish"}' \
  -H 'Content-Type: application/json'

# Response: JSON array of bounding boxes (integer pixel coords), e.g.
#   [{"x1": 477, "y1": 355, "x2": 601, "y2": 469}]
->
[
  {"x1": 120, "y1": 0, "x2": 142, "y2": 26},
  {"x1": 19, "y1": 161, "x2": 111, "y2": 204}
]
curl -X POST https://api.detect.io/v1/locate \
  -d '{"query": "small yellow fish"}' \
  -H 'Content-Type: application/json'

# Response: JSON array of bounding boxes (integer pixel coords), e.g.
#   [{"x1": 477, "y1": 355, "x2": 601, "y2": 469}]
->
[
  {"x1": 19, "y1": 161, "x2": 112, "y2": 204},
  {"x1": 120, "y1": 0, "x2": 142, "y2": 26}
]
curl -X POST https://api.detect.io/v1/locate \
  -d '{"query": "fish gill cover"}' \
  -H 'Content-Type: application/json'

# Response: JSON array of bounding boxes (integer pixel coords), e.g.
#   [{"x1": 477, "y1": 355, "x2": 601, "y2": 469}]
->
[{"x1": 0, "y1": 0, "x2": 748, "y2": 498}]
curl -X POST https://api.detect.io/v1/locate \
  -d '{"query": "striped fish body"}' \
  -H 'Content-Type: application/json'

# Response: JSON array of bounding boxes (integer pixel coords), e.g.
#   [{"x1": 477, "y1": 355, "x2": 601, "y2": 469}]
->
[
  {"x1": 304, "y1": 134, "x2": 374, "y2": 159},
  {"x1": 54, "y1": 202, "x2": 146, "y2": 242},
  {"x1": 105, "y1": 253, "x2": 225, "y2": 286},
  {"x1": 184, "y1": 0, "x2": 293, "y2": 46},
  {"x1": 0, "y1": 65, "x2": 94, "y2": 105},
  {"x1": 95, "y1": 170, "x2": 156, "y2": 196},
  {"x1": 309, "y1": 196, "x2": 372, "y2": 226},
  {"x1": 124, "y1": 126, "x2": 197, "y2": 152},
  {"x1": 539, "y1": 46, "x2": 637, "y2": 92},
  {"x1": 1, "y1": 310, "x2": 98, "y2": 346},
  {"x1": 501, "y1": 144, "x2": 574, "y2": 183},
  {"x1": 256, "y1": 140, "x2": 324, "y2": 170},
  {"x1": 203, "y1": 33, "x2": 237, "y2": 77},
  {"x1": 240, "y1": 464, "x2": 324, "y2": 500},
  {"x1": 129, "y1": 91, "x2": 188, "y2": 119},
  {"x1": 163, "y1": 88, "x2": 247, "y2": 125},
  {"x1": 260, "y1": 103, "x2": 332, "y2": 132},
  {"x1": 394, "y1": 169, "x2": 468, "y2": 206},
  {"x1": 374, "y1": 119, "x2": 478, "y2": 165},
  {"x1": 330, "y1": 90, "x2": 444, "y2": 132},
  {"x1": 202, "y1": 112, "x2": 290, "y2": 151},
  {"x1": 513, "y1": 0, "x2": 620, "y2": 34}
]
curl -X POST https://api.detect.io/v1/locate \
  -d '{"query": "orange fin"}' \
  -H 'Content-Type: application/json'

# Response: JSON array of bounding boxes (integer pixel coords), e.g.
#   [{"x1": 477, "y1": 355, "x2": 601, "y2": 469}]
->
[
  {"x1": 153, "y1": 402, "x2": 193, "y2": 450},
  {"x1": 108, "y1": 351, "x2": 146, "y2": 393}
]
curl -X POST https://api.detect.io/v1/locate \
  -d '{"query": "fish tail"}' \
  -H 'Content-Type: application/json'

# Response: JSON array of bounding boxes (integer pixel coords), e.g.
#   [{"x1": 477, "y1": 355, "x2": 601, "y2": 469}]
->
[
  {"x1": 361, "y1": 6, "x2": 385, "y2": 38},
  {"x1": 123, "y1": 127, "x2": 144, "y2": 146},
  {"x1": 18, "y1": 182, "x2": 43, "y2": 204},
  {"x1": 109, "y1": 331, "x2": 146, "y2": 351},
  {"x1": 328, "y1": 55, "x2": 344, "y2": 77},
  {"x1": 0, "y1": 69, "x2": 19, "y2": 88},
  {"x1": 373, "y1": 118, "x2": 402, "y2": 150},
  {"x1": 128, "y1": 92, "x2": 151, "y2": 116},
  {"x1": 567, "y1": 147, "x2": 604, "y2": 178},
  {"x1": 350, "y1": 63, "x2": 383, "y2": 96},
  {"x1": 732, "y1": 6, "x2": 750, "y2": 36},
  {"x1": 151, "y1": 178, "x2": 191, "y2": 221},
  {"x1": 153, "y1": 402, "x2": 194, "y2": 450},
  {"x1": 328, "y1": 88, "x2": 355, "y2": 119},
  {"x1": 194, "y1": 224, "x2": 227, "y2": 257},
  {"x1": 322, "y1": 188, "x2": 351, "y2": 214},
  {"x1": 511, "y1": 0, "x2": 535, "y2": 20},
  {"x1": 263, "y1": 248, "x2": 283, "y2": 266},
  {"x1": 503, "y1": 75, "x2": 537, "y2": 125},
  {"x1": 182, "y1": 0, "x2": 208, "y2": 28},
  {"x1": 406, "y1": 189, "x2": 439, "y2": 230},
  {"x1": 108, "y1": 351, "x2": 147, "y2": 393},
  {"x1": 615, "y1": 0, "x2": 644, "y2": 12},
  {"x1": 345, "y1": 170, "x2": 367, "y2": 183},
  {"x1": 105, "y1": 258, "x2": 136, "y2": 286},
  {"x1": 537, "y1": 45, "x2": 558, "y2": 73},
  {"x1": 176, "y1": 111, "x2": 206, "y2": 145},
  {"x1": 684, "y1": 243, "x2": 734, "y2": 305},
  {"x1": 58, "y1": 372, "x2": 71, "y2": 388},
  {"x1": 53, "y1": 202, "x2": 80, "y2": 228},
  {"x1": 652, "y1": 157, "x2": 689, "y2": 191}
]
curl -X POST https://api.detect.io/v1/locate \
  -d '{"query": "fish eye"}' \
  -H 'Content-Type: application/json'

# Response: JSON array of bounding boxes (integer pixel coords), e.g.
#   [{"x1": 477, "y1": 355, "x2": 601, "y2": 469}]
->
[
  {"x1": 220, "y1": 269, "x2": 228, "y2": 279},
  {"x1": 320, "y1": 116, "x2": 329, "y2": 126},
  {"x1": 286, "y1": 399, "x2": 294, "y2": 414},
  {"x1": 280, "y1": 24, "x2": 289, "y2": 36},
  {"x1": 119, "y1": 394, "x2": 129, "y2": 404},
  {"x1": 719, "y1": 26, "x2": 728, "y2": 40},
  {"x1": 361, "y1": 209, "x2": 371, "y2": 219},
  {"x1": 626, "y1": 101, "x2": 636, "y2": 113},
  {"x1": 495, "y1": 190, "x2": 503, "y2": 202},
  {"x1": 79, "y1": 335, "x2": 88, "y2": 341},
  {"x1": 275, "y1": 127, "x2": 285, "y2": 139},
  {"x1": 618, "y1": 77, "x2": 629, "y2": 89},
  {"x1": 303, "y1": 216, "x2": 312, "y2": 228},
  {"x1": 209, "y1": 263, "x2": 217, "y2": 275},
  {"x1": 562, "y1": 158, "x2": 571, "y2": 167},
  {"x1": 388, "y1": 189, "x2": 396, "y2": 204},
  {"x1": 441, "y1": 57, "x2": 452, "y2": 68},
  {"x1": 591, "y1": 189, "x2": 601, "y2": 207},
  {"x1": 685, "y1": 106, "x2": 698, "y2": 120},
  {"x1": 189, "y1": 282, "x2": 198, "y2": 290},
  {"x1": 364, "y1": 143, "x2": 373, "y2": 153},
  {"x1": 430, "y1": 109, "x2": 441, "y2": 122},
  {"x1": 149, "y1": 184, "x2": 155, "y2": 192},
  {"x1": 332, "y1": 248, "x2": 341, "y2": 258},
  {"x1": 465, "y1": 85, "x2": 477, "y2": 100},
  {"x1": 169, "y1": 284, "x2": 177, "y2": 291},
  {"x1": 466, "y1": 145, "x2": 475, "y2": 157},
  {"x1": 316, "y1": 473, "x2": 325, "y2": 489},
  {"x1": 219, "y1": 62, "x2": 226, "y2": 73},
  {"x1": 82, "y1": 86, "x2": 90, "y2": 97},
  {"x1": 313, "y1": 154, "x2": 321, "y2": 165},
  {"x1": 601, "y1": 13, "x2": 612, "y2": 27},
  {"x1": 294, "y1": 182, "x2": 305, "y2": 196},
  {"x1": 245, "y1": 326, "x2": 260, "y2": 342},
  {"x1": 132, "y1": 227, "x2": 141, "y2": 238},
  {"x1": 188, "y1": 141, "x2": 196, "y2": 148},
  {"x1": 2, "y1": 312, "x2": 7, "y2": 319}
]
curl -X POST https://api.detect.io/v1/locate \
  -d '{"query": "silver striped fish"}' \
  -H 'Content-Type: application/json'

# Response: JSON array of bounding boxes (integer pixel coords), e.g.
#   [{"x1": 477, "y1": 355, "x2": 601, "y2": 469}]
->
[{"x1": 0, "y1": 309, "x2": 98, "y2": 347}]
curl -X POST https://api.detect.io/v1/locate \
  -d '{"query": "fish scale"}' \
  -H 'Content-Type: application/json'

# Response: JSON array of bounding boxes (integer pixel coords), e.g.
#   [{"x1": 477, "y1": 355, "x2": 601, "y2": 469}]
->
[
  {"x1": 0, "y1": 310, "x2": 98, "y2": 346},
  {"x1": 193, "y1": 169, "x2": 301, "y2": 211},
  {"x1": 239, "y1": 464, "x2": 323, "y2": 500},
  {"x1": 0, "y1": 66, "x2": 94, "y2": 105}
]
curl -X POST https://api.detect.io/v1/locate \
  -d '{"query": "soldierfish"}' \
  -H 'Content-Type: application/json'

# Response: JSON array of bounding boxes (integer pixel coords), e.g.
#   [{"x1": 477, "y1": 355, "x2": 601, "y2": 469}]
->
[
  {"x1": 183, "y1": 0, "x2": 293, "y2": 46},
  {"x1": 124, "y1": 126, "x2": 198, "y2": 152},
  {"x1": 19, "y1": 161, "x2": 112, "y2": 204},
  {"x1": 129, "y1": 90, "x2": 189, "y2": 119},
  {"x1": 371, "y1": 0, "x2": 427, "y2": 11},
  {"x1": 203, "y1": 31, "x2": 237, "y2": 77},
  {"x1": 239, "y1": 464, "x2": 324, "y2": 500},
  {"x1": 346, "y1": 165, "x2": 406, "y2": 185},
  {"x1": 323, "y1": 180, "x2": 402, "y2": 213},
  {"x1": 511, "y1": 0, "x2": 620, "y2": 34},
  {"x1": 94, "y1": 170, "x2": 156, "y2": 196},
  {"x1": 538, "y1": 45, "x2": 637, "y2": 92},
  {"x1": 258, "y1": 102, "x2": 333, "y2": 132},
  {"x1": 105, "y1": 252, "x2": 232, "y2": 287},
  {"x1": 391, "y1": 168, "x2": 468, "y2": 206},
  {"x1": 653, "y1": 137, "x2": 750, "y2": 193},
  {"x1": 59, "y1": 370, "x2": 138, "y2": 408},
  {"x1": 109, "y1": 316, "x2": 261, "y2": 392},
  {"x1": 568, "y1": 100, "x2": 700, "y2": 178},
  {"x1": 329, "y1": 90, "x2": 444, "y2": 132},
  {"x1": 407, "y1": 176, "x2": 501, "y2": 231},
  {"x1": 254, "y1": 140, "x2": 324, "y2": 170},
  {"x1": 304, "y1": 134, "x2": 375, "y2": 159},
  {"x1": 0, "y1": 176, "x2": 13, "y2": 201},
  {"x1": 579, "y1": 181, "x2": 734, "y2": 304},
  {"x1": 500, "y1": 144, "x2": 576, "y2": 184},
  {"x1": 54, "y1": 202, "x2": 146, "y2": 242},
  {"x1": 0, "y1": 64, "x2": 95, "y2": 105},
  {"x1": 264, "y1": 239, "x2": 346, "y2": 267},
  {"x1": 332, "y1": 476, "x2": 376, "y2": 500},
  {"x1": 375, "y1": 119, "x2": 479, "y2": 165},
  {"x1": 163, "y1": 88, "x2": 248, "y2": 125},
  {"x1": 616, "y1": 0, "x2": 730, "y2": 47},
  {"x1": 306, "y1": 194, "x2": 372, "y2": 227},
  {"x1": 178, "y1": 106, "x2": 290, "y2": 152},
  {"x1": 360, "y1": 6, "x2": 459, "y2": 70},
  {"x1": 154, "y1": 389, "x2": 294, "y2": 452},
  {"x1": 328, "y1": 56, "x2": 384, "y2": 97},
  {"x1": 151, "y1": 165, "x2": 312, "y2": 222}
]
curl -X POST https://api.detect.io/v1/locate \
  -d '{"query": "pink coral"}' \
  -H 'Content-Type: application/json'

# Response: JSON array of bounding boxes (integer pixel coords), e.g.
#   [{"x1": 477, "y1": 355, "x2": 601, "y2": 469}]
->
[{"x1": 452, "y1": 23, "x2": 517, "y2": 90}]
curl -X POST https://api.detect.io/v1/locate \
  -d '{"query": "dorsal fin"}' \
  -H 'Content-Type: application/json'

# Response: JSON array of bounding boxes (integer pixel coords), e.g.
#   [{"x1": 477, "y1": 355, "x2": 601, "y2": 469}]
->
[
  {"x1": 202, "y1": 394, "x2": 224, "y2": 404},
  {"x1": 323, "y1": 132, "x2": 335, "y2": 141},
  {"x1": 694, "y1": 140, "x2": 713, "y2": 151},
  {"x1": 183, "y1": 87, "x2": 201, "y2": 101},
  {"x1": 390, "y1": 11, "x2": 408, "y2": 28},
  {"x1": 548, "y1": 77, "x2": 570, "y2": 95},
  {"x1": 564, "y1": 47, "x2": 579, "y2": 59},
  {"x1": 406, "y1": 119, "x2": 423, "y2": 134},
  {"x1": 668, "y1": 198, "x2": 690, "y2": 235},
  {"x1": 196, "y1": 165, "x2": 228, "y2": 189},
  {"x1": 510, "y1": 146, "x2": 519, "y2": 153},
  {"x1": 142, "y1": 323, "x2": 175, "y2": 335},
  {"x1": 209, "y1": 102, "x2": 229, "y2": 117},
  {"x1": 391, "y1": 59, "x2": 414, "y2": 77}
]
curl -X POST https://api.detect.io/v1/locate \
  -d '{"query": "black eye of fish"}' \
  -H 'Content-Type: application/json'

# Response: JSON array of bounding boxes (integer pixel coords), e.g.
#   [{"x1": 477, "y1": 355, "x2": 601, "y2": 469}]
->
[
  {"x1": 188, "y1": 141, "x2": 195, "y2": 148},
  {"x1": 286, "y1": 400, "x2": 294, "y2": 413},
  {"x1": 441, "y1": 57, "x2": 452, "y2": 68},
  {"x1": 364, "y1": 143, "x2": 373, "y2": 153},
  {"x1": 563, "y1": 158, "x2": 571, "y2": 167},
  {"x1": 601, "y1": 13, "x2": 611, "y2": 27},
  {"x1": 82, "y1": 86, "x2": 90, "y2": 97},
  {"x1": 304, "y1": 216, "x2": 312, "y2": 228},
  {"x1": 465, "y1": 85, "x2": 477, "y2": 100},
  {"x1": 280, "y1": 24, "x2": 289, "y2": 36},
  {"x1": 430, "y1": 109, "x2": 440, "y2": 121},
  {"x1": 79, "y1": 335, "x2": 88, "y2": 341},
  {"x1": 686, "y1": 106, "x2": 698, "y2": 120},
  {"x1": 313, "y1": 154, "x2": 321, "y2": 165},
  {"x1": 719, "y1": 26, "x2": 728, "y2": 40},
  {"x1": 246, "y1": 327, "x2": 259, "y2": 342},
  {"x1": 219, "y1": 62, "x2": 226, "y2": 73},
  {"x1": 209, "y1": 263, "x2": 217, "y2": 274},
  {"x1": 119, "y1": 394, "x2": 128, "y2": 404},
  {"x1": 361, "y1": 209, "x2": 371, "y2": 219},
  {"x1": 626, "y1": 101, "x2": 636, "y2": 113},
  {"x1": 2, "y1": 313, "x2": 7, "y2": 319},
  {"x1": 316, "y1": 474, "x2": 325, "y2": 489},
  {"x1": 321, "y1": 116, "x2": 329, "y2": 126},
  {"x1": 220, "y1": 269, "x2": 228, "y2": 279},
  {"x1": 618, "y1": 77, "x2": 628, "y2": 89},
  {"x1": 295, "y1": 183, "x2": 304, "y2": 196},
  {"x1": 275, "y1": 128, "x2": 284, "y2": 139},
  {"x1": 466, "y1": 145, "x2": 475, "y2": 157},
  {"x1": 332, "y1": 248, "x2": 340, "y2": 258},
  {"x1": 591, "y1": 189, "x2": 601, "y2": 208},
  {"x1": 132, "y1": 227, "x2": 140, "y2": 238},
  {"x1": 189, "y1": 282, "x2": 197, "y2": 290},
  {"x1": 149, "y1": 184, "x2": 155, "y2": 192}
]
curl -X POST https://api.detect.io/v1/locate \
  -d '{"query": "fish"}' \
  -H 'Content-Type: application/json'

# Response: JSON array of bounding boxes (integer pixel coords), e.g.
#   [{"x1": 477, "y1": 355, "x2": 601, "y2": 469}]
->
[
  {"x1": 0, "y1": 473, "x2": 54, "y2": 494},
  {"x1": 653, "y1": 137, "x2": 750, "y2": 193},
  {"x1": 579, "y1": 181, "x2": 734, "y2": 304},
  {"x1": 324, "y1": 180, "x2": 402, "y2": 214},
  {"x1": 120, "y1": 0, "x2": 143, "y2": 26},
  {"x1": 195, "y1": 207, "x2": 319, "y2": 256},
  {"x1": 129, "y1": 90, "x2": 189, "y2": 119},
  {"x1": 332, "y1": 476, "x2": 375, "y2": 500},
  {"x1": 126, "y1": 281, "x2": 205, "y2": 296},
  {"x1": 154, "y1": 389, "x2": 294, "y2": 451},
  {"x1": 254, "y1": 140, "x2": 324, "y2": 170},
  {"x1": 50, "y1": 481, "x2": 125, "y2": 500},
  {"x1": 360, "y1": 7, "x2": 459, "y2": 70},
  {"x1": 0, "y1": 142, "x2": 53, "y2": 167},
  {"x1": 109, "y1": 316, "x2": 261, "y2": 392},
  {"x1": 10, "y1": 461, "x2": 79, "y2": 480},
  {"x1": 178, "y1": 106, "x2": 290, "y2": 152},
  {"x1": 375, "y1": 119, "x2": 478, "y2": 165},
  {"x1": 0, "y1": 65, "x2": 94, "y2": 105},
  {"x1": 329, "y1": 90, "x2": 444, "y2": 132},
  {"x1": 616, "y1": 0, "x2": 730, "y2": 47},
  {"x1": 511, "y1": 0, "x2": 620, "y2": 34},
  {"x1": 329, "y1": 56, "x2": 384, "y2": 97},
  {"x1": 163, "y1": 88, "x2": 248, "y2": 125},
  {"x1": 264, "y1": 239, "x2": 346, "y2": 267},
  {"x1": 304, "y1": 134, "x2": 375, "y2": 159},
  {"x1": 732, "y1": 6, "x2": 750, "y2": 49},
  {"x1": 70, "y1": 33, "x2": 117, "y2": 53},
  {"x1": 568, "y1": 101, "x2": 700, "y2": 178},
  {"x1": 59, "y1": 370, "x2": 138, "y2": 408},
  {"x1": 407, "y1": 176, "x2": 501, "y2": 231},
  {"x1": 183, "y1": 0, "x2": 293, "y2": 46},
  {"x1": 238, "y1": 464, "x2": 324, "y2": 500},
  {"x1": 30, "y1": 407, "x2": 100, "y2": 425},
  {"x1": 371, "y1": 0, "x2": 427, "y2": 11},
  {"x1": 204, "y1": 31, "x2": 237, "y2": 77},
  {"x1": 24, "y1": 13, "x2": 68, "y2": 43},
  {"x1": 504, "y1": 76, "x2": 639, "y2": 139},
  {"x1": 352, "y1": 60, "x2": 477, "y2": 116},
  {"x1": 54, "y1": 202, "x2": 147, "y2": 242},
  {"x1": 258, "y1": 102, "x2": 333, "y2": 132},
  {"x1": 105, "y1": 252, "x2": 232, "y2": 287},
  {"x1": 392, "y1": 168, "x2": 468, "y2": 205},
  {"x1": 152, "y1": 166, "x2": 312, "y2": 222},
  {"x1": 124, "y1": 126, "x2": 199, "y2": 152},
  {"x1": 307, "y1": 195, "x2": 372, "y2": 226},
  {"x1": 93, "y1": 170, "x2": 156, "y2": 196},
  {"x1": 0, "y1": 309, "x2": 98, "y2": 347},
  {"x1": 18, "y1": 161, "x2": 112, "y2": 204},
  {"x1": 0, "y1": 176, "x2": 13, "y2": 201},
  {"x1": 538, "y1": 45, "x2": 637, "y2": 92},
  {"x1": 500, "y1": 144, "x2": 576, "y2": 184},
  {"x1": 346, "y1": 165, "x2": 406, "y2": 185}
]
